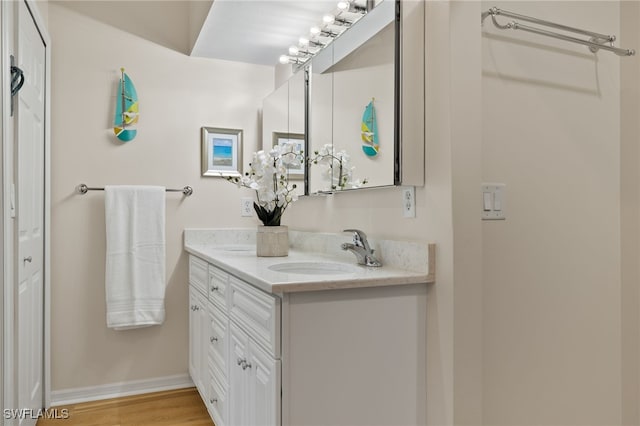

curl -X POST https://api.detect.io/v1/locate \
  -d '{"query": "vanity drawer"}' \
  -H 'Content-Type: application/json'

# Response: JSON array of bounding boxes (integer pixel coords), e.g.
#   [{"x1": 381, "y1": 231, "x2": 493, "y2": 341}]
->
[
  {"x1": 229, "y1": 277, "x2": 280, "y2": 358},
  {"x1": 189, "y1": 255, "x2": 208, "y2": 297},
  {"x1": 208, "y1": 265, "x2": 229, "y2": 312},
  {"x1": 208, "y1": 302, "x2": 229, "y2": 383},
  {"x1": 207, "y1": 367, "x2": 229, "y2": 426}
]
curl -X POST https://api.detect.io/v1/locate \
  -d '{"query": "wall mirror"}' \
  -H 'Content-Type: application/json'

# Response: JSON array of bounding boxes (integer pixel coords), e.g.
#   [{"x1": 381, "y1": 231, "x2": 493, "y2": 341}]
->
[{"x1": 307, "y1": 0, "x2": 425, "y2": 194}]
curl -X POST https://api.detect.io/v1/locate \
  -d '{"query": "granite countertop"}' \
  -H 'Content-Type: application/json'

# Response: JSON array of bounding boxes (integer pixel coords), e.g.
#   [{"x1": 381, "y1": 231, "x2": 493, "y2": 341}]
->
[{"x1": 184, "y1": 228, "x2": 435, "y2": 295}]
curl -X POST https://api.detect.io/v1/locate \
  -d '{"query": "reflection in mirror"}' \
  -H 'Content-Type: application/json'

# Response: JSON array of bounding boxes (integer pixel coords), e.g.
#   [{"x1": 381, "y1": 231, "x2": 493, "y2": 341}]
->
[
  {"x1": 262, "y1": 69, "x2": 306, "y2": 198},
  {"x1": 308, "y1": 0, "x2": 395, "y2": 193},
  {"x1": 262, "y1": 79, "x2": 288, "y2": 152},
  {"x1": 331, "y1": 15, "x2": 394, "y2": 188},
  {"x1": 308, "y1": 45, "x2": 334, "y2": 194}
]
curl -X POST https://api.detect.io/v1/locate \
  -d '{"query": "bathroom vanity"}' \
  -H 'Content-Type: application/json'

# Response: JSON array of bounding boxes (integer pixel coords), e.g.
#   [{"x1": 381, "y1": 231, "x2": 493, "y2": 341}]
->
[{"x1": 185, "y1": 229, "x2": 434, "y2": 426}]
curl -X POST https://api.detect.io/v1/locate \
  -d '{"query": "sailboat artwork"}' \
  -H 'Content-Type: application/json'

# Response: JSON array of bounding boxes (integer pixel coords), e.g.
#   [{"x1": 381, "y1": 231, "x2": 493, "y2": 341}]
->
[
  {"x1": 360, "y1": 98, "x2": 379, "y2": 157},
  {"x1": 113, "y1": 68, "x2": 139, "y2": 142}
]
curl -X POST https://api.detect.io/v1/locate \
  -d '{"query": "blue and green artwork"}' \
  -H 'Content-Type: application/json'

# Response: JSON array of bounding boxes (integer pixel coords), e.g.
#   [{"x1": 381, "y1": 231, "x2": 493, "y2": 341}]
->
[
  {"x1": 361, "y1": 98, "x2": 379, "y2": 157},
  {"x1": 212, "y1": 138, "x2": 233, "y2": 167}
]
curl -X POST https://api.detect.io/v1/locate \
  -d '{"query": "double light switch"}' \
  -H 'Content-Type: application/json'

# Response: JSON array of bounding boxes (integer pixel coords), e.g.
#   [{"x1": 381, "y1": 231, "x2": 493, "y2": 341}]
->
[{"x1": 482, "y1": 183, "x2": 506, "y2": 220}]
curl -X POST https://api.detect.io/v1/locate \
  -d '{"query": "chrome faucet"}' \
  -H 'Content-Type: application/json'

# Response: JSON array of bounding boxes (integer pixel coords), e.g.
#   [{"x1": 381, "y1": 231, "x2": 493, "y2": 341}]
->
[{"x1": 341, "y1": 229, "x2": 382, "y2": 267}]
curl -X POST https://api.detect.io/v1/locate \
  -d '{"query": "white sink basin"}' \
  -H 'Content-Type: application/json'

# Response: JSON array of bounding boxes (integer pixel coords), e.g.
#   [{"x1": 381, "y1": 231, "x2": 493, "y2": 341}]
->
[{"x1": 268, "y1": 261, "x2": 356, "y2": 275}]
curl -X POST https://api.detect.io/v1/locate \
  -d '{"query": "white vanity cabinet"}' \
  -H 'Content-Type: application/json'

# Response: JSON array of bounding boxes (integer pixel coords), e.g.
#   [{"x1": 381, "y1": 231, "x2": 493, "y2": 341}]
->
[
  {"x1": 189, "y1": 255, "x2": 281, "y2": 426},
  {"x1": 187, "y1": 246, "x2": 430, "y2": 426}
]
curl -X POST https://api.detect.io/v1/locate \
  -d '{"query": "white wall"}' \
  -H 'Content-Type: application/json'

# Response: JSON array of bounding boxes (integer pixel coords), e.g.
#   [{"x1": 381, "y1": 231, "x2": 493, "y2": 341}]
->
[
  {"x1": 620, "y1": 2, "x2": 640, "y2": 424},
  {"x1": 482, "y1": 1, "x2": 624, "y2": 424},
  {"x1": 48, "y1": 2, "x2": 273, "y2": 392}
]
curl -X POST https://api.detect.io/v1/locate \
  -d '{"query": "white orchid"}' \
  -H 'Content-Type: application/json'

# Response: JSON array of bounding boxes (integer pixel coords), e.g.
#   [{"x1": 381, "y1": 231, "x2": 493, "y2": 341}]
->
[
  {"x1": 227, "y1": 144, "x2": 304, "y2": 226},
  {"x1": 310, "y1": 144, "x2": 368, "y2": 190}
]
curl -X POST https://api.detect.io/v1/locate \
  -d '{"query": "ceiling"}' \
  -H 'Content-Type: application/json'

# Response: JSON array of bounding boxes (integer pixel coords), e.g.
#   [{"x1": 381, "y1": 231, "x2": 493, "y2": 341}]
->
[{"x1": 191, "y1": 0, "x2": 338, "y2": 66}]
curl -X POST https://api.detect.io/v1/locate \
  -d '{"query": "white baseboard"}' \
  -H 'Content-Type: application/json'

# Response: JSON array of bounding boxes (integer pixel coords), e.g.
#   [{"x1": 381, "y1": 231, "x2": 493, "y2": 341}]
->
[{"x1": 50, "y1": 373, "x2": 194, "y2": 407}]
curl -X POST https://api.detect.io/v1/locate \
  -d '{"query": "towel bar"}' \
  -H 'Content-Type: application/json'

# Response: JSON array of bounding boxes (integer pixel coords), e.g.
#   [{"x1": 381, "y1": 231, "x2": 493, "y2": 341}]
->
[{"x1": 77, "y1": 183, "x2": 193, "y2": 196}]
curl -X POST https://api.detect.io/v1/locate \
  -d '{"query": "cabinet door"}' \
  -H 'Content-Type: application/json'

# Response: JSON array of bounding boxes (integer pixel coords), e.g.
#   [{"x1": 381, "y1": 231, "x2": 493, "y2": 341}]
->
[
  {"x1": 189, "y1": 286, "x2": 208, "y2": 395},
  {"x1": 229, "y1": 323, "x2": 250, "y2": 426},
  {"x1": 248, "y1": 340, "x2": 281, "y2": 426},
  {"x1": 209, "y1": 302, "x2": 229, "y2": 383},
  {"x1": 207, "y1": 366, "x2": 229, "y2": 426}
]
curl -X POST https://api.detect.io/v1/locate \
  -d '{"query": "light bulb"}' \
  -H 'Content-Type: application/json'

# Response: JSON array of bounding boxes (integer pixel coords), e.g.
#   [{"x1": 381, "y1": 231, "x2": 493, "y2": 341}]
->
[
  {"x1": 310, "y1": 26, "x2": 321, "y2": 36},
  {"x1": 337, "y1": 1, "x2": 350, "y2": 11},
  {"x1": 323, "y1": 14, "x2": 335, "y2": 24},
  {"x1": 299, "y1": 37, "x2": 309, "y2": 47},
  {"x1": 279, "y1": 55, "x2": 290, "y2": 64},
  {"x1": 289, "y1": 46, "x2": 299, "y2": 56}
]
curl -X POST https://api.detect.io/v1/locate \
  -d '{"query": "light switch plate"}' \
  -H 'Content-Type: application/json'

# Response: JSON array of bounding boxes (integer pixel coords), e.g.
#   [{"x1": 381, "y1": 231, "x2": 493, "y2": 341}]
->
[{"x1": 482, "y1": 183, "x2": 506, "y2": 220}]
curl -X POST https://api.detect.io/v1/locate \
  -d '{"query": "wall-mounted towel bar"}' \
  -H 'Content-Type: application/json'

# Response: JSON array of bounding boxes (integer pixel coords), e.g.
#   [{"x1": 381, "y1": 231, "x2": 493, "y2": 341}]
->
[
  {"x1": 77, "y1": 183, "x2": 193, "y2": 196},
  {"x1": 481, "y1": 7, "x2": 635, "y2": 57}
]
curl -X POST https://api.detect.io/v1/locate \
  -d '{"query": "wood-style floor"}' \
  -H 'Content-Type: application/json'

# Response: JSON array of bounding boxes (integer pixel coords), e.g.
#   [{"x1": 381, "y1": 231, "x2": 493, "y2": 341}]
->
[{"x1": 37, "y1": 387, "x2": 214, "y2": 426}]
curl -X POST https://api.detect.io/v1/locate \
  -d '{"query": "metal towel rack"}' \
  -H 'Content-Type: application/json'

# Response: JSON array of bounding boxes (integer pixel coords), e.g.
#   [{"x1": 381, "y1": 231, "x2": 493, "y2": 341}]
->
[
  {"x1": 481, "y1": 7, "x2": 635, "y2": 57},
  {"x1": 77, "y1": 183, "x2": 193, "y2": 196}
]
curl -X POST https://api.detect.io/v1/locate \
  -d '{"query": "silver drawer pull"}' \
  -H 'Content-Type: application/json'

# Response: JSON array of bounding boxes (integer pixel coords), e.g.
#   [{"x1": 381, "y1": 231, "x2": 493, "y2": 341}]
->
[
  {"x1": 237, "y1": 357, "x2": 245, "y2": 366},
  {"x1": 211, "y1": 285, "x2": 219, "y2": 292},
  {"x1": 23, "y1": 256, "x2": 32, "y2": 264},
  {"x1": 210, "y1": 398, "x2": 217, "y2": 404},
  {"x1": 242, "y1": 361, "x2": 252, "y2": 370},
  {"x1": 210, "y1": 336, "x2": 218, "y2": 343}
]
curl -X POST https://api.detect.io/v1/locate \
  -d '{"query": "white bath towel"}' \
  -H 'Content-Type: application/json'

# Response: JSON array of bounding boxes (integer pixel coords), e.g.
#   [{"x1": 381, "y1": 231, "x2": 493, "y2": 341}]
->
[{"x1": 105, "y1": 185, "x2": 166, "y2": 330}]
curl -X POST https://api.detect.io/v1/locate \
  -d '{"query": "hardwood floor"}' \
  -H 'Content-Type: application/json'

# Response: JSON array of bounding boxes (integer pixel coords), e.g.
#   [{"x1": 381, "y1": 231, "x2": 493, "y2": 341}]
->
[{"x1": 37, "y1": 387, "x2": 214, "y2": 426}]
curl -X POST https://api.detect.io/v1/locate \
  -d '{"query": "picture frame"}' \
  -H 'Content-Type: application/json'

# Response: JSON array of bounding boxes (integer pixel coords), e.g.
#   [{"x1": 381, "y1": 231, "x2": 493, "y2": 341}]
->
[
  {"x1": 272, "y1": 132, "x2": 305, "y2": 179},
  {"x1": 201, "y1": 127, "x2": 243, "y2": 177}
]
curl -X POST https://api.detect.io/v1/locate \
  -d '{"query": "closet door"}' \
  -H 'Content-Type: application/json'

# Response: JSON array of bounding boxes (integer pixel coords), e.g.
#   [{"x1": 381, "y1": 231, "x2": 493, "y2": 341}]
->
[{"x1": 16, "y1": 1, "x2": 46, "y2": 424}]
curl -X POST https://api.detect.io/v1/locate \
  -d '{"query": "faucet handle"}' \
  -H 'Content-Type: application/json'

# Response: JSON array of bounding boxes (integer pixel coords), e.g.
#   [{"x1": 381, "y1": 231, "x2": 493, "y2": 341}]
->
[{"x1": 343, "y1": 229, "x2": 370, "y2": 250}]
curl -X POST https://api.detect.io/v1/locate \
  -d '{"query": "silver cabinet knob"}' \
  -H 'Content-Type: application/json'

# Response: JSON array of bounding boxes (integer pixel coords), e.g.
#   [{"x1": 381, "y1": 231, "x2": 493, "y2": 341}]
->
[
  {"x1": 23, "y1": 256, "x2": 32, "y2": 263},
  {"x1": 211, "y1": 285, "x2": 219, "y2": 292},
  {"x1": 237, "y1": 357, "x2": 251, "y2": 369},
  {"x1": 210, "y1": 398, "x2": 217, "y2": 404},
  {"x1": 210, "y1": 336, "x2": 218, "y2": 343}
]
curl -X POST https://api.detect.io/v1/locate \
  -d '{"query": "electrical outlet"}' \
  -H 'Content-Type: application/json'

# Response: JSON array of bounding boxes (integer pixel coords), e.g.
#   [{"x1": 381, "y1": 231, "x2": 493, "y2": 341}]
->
[
  {"x1": 402, "y1": 187, "x2": 415, "y2": 218},
  {"x1": 241, "y1": 197, "x2": 253, "y2": 217}
]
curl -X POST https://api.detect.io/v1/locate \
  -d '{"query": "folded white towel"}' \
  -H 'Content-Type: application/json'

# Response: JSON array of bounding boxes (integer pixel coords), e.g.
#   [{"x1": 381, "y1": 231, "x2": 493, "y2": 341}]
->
[{"x1": 105, "y1": 185, "x2": 166, "y2": 330}]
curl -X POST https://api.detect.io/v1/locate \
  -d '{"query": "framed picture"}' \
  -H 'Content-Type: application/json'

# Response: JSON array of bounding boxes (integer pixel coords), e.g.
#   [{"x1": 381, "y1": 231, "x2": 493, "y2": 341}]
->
[
  {"x1": 201, "y1": 127, "x2": 242, "y2": 177},
  {"x1": 272, "y1": 132, "x2": 305, "y2": 179}
]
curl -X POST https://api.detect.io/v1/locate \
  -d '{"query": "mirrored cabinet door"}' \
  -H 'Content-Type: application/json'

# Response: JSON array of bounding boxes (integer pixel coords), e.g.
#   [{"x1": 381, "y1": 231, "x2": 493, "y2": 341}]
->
[
  {"x1": 308, "y1": 45, "x2": 335, "y2": 194},
  {"x1": 262, "y1": 69, "x2": 306, "y2": 197},
  {"x1": 262, "y1": 0, "x2": 424, "y2": 196},
  {"x1": 330, "y1": 11, "x2": 395, "y2": 189}
]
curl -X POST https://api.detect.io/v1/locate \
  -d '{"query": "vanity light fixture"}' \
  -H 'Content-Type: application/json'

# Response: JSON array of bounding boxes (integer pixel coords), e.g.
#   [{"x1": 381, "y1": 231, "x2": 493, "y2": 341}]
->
[{"x1": 277, "y1": 0, "x2": 370, "y2": 65}]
